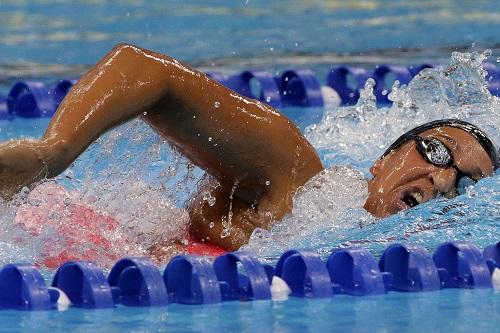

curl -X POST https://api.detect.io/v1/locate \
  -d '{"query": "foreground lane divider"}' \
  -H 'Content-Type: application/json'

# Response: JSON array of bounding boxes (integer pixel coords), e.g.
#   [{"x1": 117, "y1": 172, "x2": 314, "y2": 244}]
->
[
  {"x1": 275, "y1": 250, "x2": 333, "y2": 298},
  {"x1": 108, "y1": 257, "x2": 168, "y2": 307},
  {"x1": 0, "y1": 264, "x2": 52, "y2": 310},
  {"x1": 2, "y1": 63, "x2": 497, "y2": 119},
  {"x1": 327, "y1": 248, "x2": 391, "y2": 296},
  {"x1": 433, "y1": 241, "x2": 492, "y2": 289},
  {"x1": 378, "y1": 244, "x2": 441, "y2": 292},
  {"x1": 0, "y1": 240, "x2": 498, "y2": 310},
  {"x1": 214, "y1": 252, "x2": 272, "y2": 301},
  {"x1": 164, "y1": 255, "x2": 222, "y2": 305},
  {"x1": 52, "y1": 261, "x2": 114, "y2": 309}
]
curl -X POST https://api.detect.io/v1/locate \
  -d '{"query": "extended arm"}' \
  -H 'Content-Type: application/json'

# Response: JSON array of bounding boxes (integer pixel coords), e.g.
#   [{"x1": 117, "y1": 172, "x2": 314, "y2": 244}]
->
[{"x1": 0, "y1": 44, "x2": 323, "y2": 250}]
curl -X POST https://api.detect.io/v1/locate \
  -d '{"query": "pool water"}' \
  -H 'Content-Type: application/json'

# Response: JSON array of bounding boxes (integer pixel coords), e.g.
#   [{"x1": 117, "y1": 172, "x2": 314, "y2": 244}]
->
[
  {"x1": 0, "y1": 1, "x2": 499, "y2": 332},
  {"x1": 0, "y1": 289, "x2": 497, "y2": 333}
]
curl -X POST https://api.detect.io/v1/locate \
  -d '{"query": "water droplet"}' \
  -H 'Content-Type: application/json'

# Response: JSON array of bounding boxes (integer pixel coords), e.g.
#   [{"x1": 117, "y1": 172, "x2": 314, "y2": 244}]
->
[
  {"x1": 214, "y1": 101, "x2": 220, "y2": 108},
  {"x1": 208, "y1": 137, "x2": 212, "y2": 142},
  {"x1": 265, "y1": 180, "x2": 271, "y2": 186},
  {"x1": 202, "y1": 190, "x2": 216, "y2": 206},
  {"x1": 265, "y1": 96, "x2": 271, "y2": 102}
]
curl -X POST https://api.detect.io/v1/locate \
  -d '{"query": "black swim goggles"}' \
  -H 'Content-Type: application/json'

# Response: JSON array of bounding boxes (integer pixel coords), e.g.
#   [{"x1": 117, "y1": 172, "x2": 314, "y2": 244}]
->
[
  {"x1": 408, "y1": 134, "x2": 474, "y2": 191},
  {"x1": 408, "y1": 135, "x2": 454, "y2": 167},
  {"x1": 382, "y1": 119, "x2": 499, "y2": 170}
]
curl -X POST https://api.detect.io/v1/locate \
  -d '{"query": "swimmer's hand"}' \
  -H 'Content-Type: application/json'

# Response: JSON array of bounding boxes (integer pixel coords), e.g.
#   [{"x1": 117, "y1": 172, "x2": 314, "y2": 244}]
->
[{"x1": 0, "y1": 140, "x2": 51, "y2": 199}]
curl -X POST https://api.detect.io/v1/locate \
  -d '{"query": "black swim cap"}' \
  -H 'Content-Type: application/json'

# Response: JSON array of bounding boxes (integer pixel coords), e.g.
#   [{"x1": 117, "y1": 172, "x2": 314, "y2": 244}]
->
[{"x1": 382, "y1": 119, "x2": 499, "y2": 170}]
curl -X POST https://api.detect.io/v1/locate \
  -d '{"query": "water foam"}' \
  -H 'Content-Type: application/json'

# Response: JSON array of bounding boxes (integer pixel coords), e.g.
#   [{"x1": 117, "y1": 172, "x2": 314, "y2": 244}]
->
[{"x1": 0, "y1": 120, "x2": 201, "y2": 268}]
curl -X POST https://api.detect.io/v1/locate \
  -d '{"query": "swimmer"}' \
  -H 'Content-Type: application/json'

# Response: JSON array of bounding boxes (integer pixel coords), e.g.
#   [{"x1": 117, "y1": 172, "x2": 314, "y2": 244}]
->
[{"x1": 0, "y1": 44, "x2": 497, "y2": 257}]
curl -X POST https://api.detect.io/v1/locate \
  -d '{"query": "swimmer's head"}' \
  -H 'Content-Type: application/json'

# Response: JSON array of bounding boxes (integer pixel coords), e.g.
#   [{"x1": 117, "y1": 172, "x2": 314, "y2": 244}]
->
[{"x1": 364, "y1": 119, "x2": 499, "y2": 217}]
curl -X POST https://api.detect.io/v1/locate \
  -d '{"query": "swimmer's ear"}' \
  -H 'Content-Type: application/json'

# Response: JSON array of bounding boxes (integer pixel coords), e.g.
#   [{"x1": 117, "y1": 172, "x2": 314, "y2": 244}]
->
[{"x1": 370, "y1": 159, "x2": 382, "y2": 176}]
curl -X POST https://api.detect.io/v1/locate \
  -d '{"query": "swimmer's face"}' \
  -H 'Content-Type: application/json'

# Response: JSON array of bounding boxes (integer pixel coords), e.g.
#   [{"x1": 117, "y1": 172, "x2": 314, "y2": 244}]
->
[{"x1": 364, "y1": 127, "x2": 494, "y2": 217}]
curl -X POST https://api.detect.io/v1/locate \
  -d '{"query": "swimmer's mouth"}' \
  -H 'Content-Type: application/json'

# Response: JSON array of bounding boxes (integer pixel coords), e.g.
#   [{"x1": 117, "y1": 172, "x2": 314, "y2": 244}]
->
[
  {"x1": 401, "y1": 191, "x2": 423, "y2": 208},
  {"x1": 396, "y1": 188, "x2": 426, "y2": 210},
  {"x1": 396, "y1": 187, "x2": 457, "y2": 212}
]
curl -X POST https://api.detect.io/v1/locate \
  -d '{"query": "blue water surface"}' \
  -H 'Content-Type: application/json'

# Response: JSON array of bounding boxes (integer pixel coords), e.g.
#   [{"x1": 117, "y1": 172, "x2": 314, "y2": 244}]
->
[
  {"x1": 0, "y1": 1, "x2": 499, "y2": 332},
  {"x1": 1, "y1": 0, "x2": 499, "y2": 72},
  {"x1": 0, "y1": 289, "x2": 498, "y2": 333}
]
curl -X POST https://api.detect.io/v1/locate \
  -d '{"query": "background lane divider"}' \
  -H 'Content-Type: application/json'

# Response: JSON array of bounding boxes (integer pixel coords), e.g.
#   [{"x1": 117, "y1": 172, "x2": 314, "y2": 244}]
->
[{"x1": 1, "y1": 63, "x2": 498, "y2": 119}]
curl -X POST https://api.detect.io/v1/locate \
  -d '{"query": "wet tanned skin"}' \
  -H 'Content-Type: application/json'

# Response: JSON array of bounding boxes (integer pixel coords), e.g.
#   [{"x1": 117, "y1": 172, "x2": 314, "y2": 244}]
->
[
  {"x1": 363, "y1": 127, "x2": 494, "y2": 217},
  {"x1": 0, "y1": 44, "x2": 323, "y2": 251}
]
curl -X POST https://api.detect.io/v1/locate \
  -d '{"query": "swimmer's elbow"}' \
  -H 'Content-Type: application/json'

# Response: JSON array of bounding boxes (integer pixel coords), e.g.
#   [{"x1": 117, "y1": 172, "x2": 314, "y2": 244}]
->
[
  {"x1": 112, "y1": 42, "x2": 138, "y2": 53},
  {"x1": 109, "y1": 43, "x2": 143, "y2": 60}
]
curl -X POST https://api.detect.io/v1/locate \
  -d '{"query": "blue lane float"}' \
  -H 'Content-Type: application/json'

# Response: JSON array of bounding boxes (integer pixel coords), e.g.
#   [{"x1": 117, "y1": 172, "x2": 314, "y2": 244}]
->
[
  {"x1": 0, "y1": 264, "x2": 52, "y2": 311},
  {"x1": 227, "y1": 71, "x2": 282, "y2": 108},
  {"x1": 372, "y1": 65, "x2": 412, "y2": 105},
  {"x1": 0, "y1": 240, "x2": 497, "y2": 311},
  {"x1": 278, "y1": 69, "x2": 324, "y2": 107},
  {"x1": 213, "y1": 251, "x2": 272, "y2": 301},
  {"x1": 484, "y1": 63, "x2": 500, "y2": 96},
  {"x1": 326, "y1": 66, "x2": 370, "y2": 105},
  {"x1": 53, "y1": 79, "x2": 77, "y2": 110},
  {"x1": 327, "y1": 248, "x2": 391, "y2": 296},
  {"x1": 1, "y1": 63, "x2": 498, "y2": 118},
  {"x1": 408, "y1": 64, "x2": 434, "y2": 77},
  {"x1": 378, "y1": 244, "x2": 441, "y2": 292},
  {"x1": 164, "y1": 255, "x2": 221, "y2": 305},
  {"x1": 275, "y1": 250, "x2": 333, "y2": 298},
  {"x1": 433, "y1": 241, "x2": 492, "y2": 289},
  {"x1": 7, "y1": 81, "x2": 56, "y2": 118},
  {"x1": 52, "y1": 261, "x2": 114, "y2": 309},
  {"x1": 108, "y1": 257, "x2": 168, "y2": 307}
]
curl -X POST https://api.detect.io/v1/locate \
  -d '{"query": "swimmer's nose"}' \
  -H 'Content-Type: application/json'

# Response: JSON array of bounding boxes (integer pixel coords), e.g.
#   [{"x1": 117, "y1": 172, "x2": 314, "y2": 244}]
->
[{"x1": 430, "y1": 167, "x2": 457, "y2": 195}]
